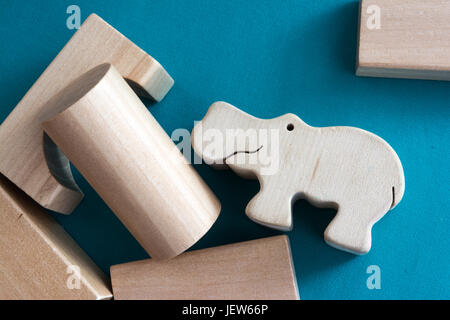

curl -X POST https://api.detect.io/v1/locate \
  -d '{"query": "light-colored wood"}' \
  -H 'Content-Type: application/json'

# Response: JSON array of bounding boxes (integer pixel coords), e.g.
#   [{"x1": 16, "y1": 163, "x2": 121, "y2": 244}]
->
[
  {"x1": 110, "y1": 235, "x2": 299, "y2": 300},
  {"x1": 0, "y1": 14, "x2": 174, "y2": 214},
  {"x1": 357, "y1": 0, "x2": 450, "y2": 80},
  {"x1": 40, "y1": 64, "x2": 220, "y2": 260},
  {"x1": 192, "y1": 102, "x2": 405, "y2": 254},
  {"x1": 0, "y1": 173, "x2": 112, "y2": 300}
]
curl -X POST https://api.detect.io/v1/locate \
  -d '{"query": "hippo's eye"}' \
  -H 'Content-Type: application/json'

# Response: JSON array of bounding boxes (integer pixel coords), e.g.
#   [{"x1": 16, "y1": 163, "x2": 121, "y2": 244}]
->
[{"x1": 287, "y1": 123, "x2": 294, "y2": 131}]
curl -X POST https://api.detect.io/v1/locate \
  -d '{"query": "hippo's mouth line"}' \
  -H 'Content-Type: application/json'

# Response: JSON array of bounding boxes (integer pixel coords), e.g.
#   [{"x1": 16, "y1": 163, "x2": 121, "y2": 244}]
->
[{"x1": 223, "y1": 145, "x2": 264, "y2": 162}]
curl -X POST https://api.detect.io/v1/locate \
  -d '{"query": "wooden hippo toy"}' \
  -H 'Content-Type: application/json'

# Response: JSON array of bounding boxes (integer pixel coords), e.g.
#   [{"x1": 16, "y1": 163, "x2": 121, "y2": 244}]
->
[{"x1": 191, "y1": 101, "x2": 405, "y2": 254}]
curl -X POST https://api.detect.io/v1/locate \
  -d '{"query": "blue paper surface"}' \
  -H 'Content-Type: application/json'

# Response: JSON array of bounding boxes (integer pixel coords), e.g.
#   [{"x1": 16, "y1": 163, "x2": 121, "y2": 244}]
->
[{"x1": 0, "y1": 0, "x2": 448, "y2": 299}]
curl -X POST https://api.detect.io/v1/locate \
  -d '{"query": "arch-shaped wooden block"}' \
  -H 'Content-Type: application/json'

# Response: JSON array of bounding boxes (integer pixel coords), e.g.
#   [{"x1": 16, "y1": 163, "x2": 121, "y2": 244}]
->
[
  {"x1": 192, "y1": 102, "x2": 405, "y2": 254},
  {"x1": 0, "y1": 14, "x2": 174, "y2": 214},
  {"x1": 40, "y1": 64, "x2": 220, "y2": 260}
]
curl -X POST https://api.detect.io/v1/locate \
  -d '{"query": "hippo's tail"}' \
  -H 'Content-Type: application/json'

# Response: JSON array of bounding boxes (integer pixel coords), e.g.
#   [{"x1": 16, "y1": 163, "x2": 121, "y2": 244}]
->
[{"x1": 390, "y1": 166, "x2": 405, "y2": 210}]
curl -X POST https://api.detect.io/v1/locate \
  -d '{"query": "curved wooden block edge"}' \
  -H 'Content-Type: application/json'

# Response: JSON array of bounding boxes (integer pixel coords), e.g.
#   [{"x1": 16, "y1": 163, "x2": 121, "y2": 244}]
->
[{"x1": 80, "y1": 14, "x2": 175, "y2": 102}]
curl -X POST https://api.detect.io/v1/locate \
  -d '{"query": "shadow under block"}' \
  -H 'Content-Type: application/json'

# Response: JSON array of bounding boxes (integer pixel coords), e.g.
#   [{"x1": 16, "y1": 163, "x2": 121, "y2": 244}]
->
[
  {"x1": 191, "y1": 102, "x2": 405, "y2": 254},
  {"x1": 40, "y1": 64, "x2": 220, "y2": 260},
  {"x1": 0, "y1": 14, "x2": 174, "y2": 215},
  {"x1": 357, "y1": 0, "x2": 450, "y2": 80},
  {"x1": 0, "y1": 174, "x2": 112, "y2": 300},
  {"x1": 110, "y1": 236, "x2": 299, "y2": 300}
]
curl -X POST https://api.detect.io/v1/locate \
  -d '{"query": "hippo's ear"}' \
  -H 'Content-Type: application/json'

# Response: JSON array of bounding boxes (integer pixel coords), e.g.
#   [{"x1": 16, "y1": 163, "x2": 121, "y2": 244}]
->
[{"x1": 191, "y1": 101, "x2": 261, "y2": 166}]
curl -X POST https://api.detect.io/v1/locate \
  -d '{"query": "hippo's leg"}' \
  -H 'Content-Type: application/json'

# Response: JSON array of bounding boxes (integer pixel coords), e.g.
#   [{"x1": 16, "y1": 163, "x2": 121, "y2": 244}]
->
[
  {"x1": 324, "y1": 199, "x2": 392, "y2": 254},
  {"x1": 245, "y1": 183, "x2": 294, "y2": 231},
  {"x1": 324, "y1": 211, "x2": 373, "y2": 255},
  {"x1": 226, "y1": 152, "x2": 294, "y2": 231}
]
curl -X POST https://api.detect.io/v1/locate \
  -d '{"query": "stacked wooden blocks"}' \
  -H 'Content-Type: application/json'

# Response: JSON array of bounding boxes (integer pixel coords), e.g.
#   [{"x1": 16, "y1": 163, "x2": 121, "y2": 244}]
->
[
  {"x1": 5, "y1": 0, "x2": 448, "y2": 299},
  {"x1": 0, "y1": 14, "x2": 297, "y2": 300}
]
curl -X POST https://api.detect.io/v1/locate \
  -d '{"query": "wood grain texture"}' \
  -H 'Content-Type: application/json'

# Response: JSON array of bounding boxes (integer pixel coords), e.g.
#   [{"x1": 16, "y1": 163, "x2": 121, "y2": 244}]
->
[
  {"x1": 192, "y1": 102, "x2": 405, "y2": 254},
  {"x1": 357, "y1": 0, "x2": 450, "y2": 80},
  {"x1": 0, "y1": 14, "x2": 174, "y2": 214},
  {"x1": 0, "y1": 173, "x2": 112, "y2": 300},
  {"x1": 110, "y1": 235, "x2": 299, "y2": 300},
  {"x1": 41, "y1": 64, "x2": 220, "y2": 260}
]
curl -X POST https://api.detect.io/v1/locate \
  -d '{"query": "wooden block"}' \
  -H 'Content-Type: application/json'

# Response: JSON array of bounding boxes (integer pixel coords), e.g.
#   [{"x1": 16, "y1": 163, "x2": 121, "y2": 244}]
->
[
  {"x1": 191, "y1": 102, "x2": 405, "y2": 254},
  {"x1": 0, "y1": 173, "x2": 112, "y2": 300},
  {"x1": 110, "y1": 235, "x2": 299, "y2": 300},
  {"x1": 357, "y1": 0, "x2": 450, "y2": 80},
  {"x1": 40, "y1": 64, "x2": 220, "y2": 260},
  {"x1": 0, "y1": 14, "x2": 174, "y2": 214}
]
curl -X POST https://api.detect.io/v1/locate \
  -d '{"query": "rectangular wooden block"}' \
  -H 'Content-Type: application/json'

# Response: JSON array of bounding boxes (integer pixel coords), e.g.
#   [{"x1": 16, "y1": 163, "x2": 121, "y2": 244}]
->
[
  {"x1": 110, "y1": 235, "x2": 299, "y2": 300},
  {"x1": 357, "y1": 0, "x2": 450, "y2": 80},
  {"x1": 0, "y1": 174, "x2": 112, "y2": 300}
]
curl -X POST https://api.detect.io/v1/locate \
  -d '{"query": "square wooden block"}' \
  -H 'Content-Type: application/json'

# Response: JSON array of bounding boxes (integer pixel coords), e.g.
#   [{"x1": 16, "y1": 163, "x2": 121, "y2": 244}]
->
[{"x1": 357, "y1": 0, "x2": 450, "y2": 80}]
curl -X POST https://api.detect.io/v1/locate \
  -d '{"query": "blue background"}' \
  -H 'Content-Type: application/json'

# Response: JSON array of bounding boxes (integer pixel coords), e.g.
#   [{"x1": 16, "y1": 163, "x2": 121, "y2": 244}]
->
[{"x1": 0, "y1": 0, "x2": 448, "y2": 299}]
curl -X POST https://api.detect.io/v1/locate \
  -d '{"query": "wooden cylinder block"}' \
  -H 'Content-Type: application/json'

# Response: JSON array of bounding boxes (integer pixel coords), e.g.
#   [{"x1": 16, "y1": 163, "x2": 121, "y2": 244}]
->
[{"x1": 40, "y1": 63, "x2": 221, "y2": 260}]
